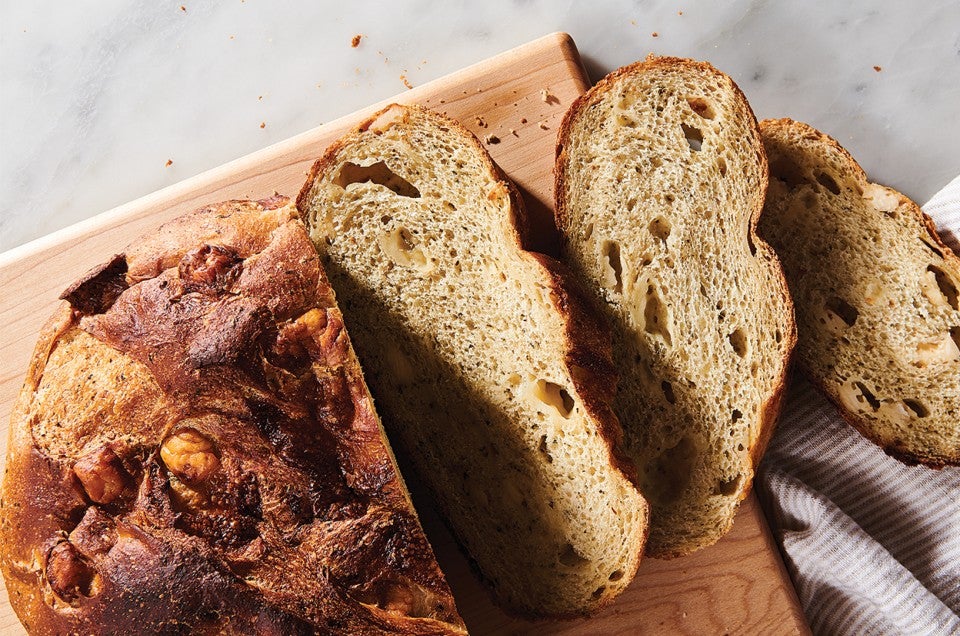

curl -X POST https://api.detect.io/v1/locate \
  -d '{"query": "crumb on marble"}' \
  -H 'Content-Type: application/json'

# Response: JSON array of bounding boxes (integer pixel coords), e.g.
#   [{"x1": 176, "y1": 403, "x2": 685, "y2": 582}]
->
[
  {"x1": 260, "y1": 122, "x2": 266, "y2": 129},
  {"x1": 678, "y1": 10, "x2": 683, "y2": 15},
  {"x1": 873, "y1": 65, "x2": 882, "y2": 72},
  {"x1": 351, "y1": 34, "x2": 363, "y2": 48},
  {"x1": 652, "y1": 31, "x2": 659, "y2": 37},
  {"x1": 165, "y1": 159, "x2": 173, "y2": 167},
  {"x1": 400, "y1": 73, "x2": 413, "y2": 89},
  {"x1": 180, "y1": 5, "x2": 186, "y2": 12},
  {"x1": 229, "y1": 35, "x2": 235, "y2": 40},
  {"x1": 484, "y1": 134, "x2": 500, "y2": 145}
]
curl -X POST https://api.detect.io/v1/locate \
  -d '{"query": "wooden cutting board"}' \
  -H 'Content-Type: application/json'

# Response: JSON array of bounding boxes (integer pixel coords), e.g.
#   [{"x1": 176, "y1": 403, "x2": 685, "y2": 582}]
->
[{"x1": 0, "y1": 32, "x2": 807, "y2": 635}]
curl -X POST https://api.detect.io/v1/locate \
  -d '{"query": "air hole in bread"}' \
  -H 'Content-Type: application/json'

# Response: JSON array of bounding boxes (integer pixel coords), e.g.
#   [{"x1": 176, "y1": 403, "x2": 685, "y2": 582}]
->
[
  {"x1": 727, "y1": 328, "x2": 748, "y2": 358},
  {"x1": 661, "y1": 380, "x2": 676, "y2": 404},
  {"x1": 533, "y1": 380, "x2": 575, "y2": 418},
  {"x1": 903, "y1": 399, "x2": 930, "y2": 418},
  {"x1": 334, "y1": 161, "x2": 421, "y2": 198},
  {"x1": 558, "y1": 543, "x2": 589, "y2": 567},
  {"x1": 927, "y1": 265, "x2": 959, "y2": 310},
  {"x1": 608, "y1": 569, "x2": 624, "y2": 582},
  {"x1": 686, "y1": 97, "x2": 716, "y2": 120},
  {"x1": 616, "y1": 113, "x2": 639, "y2": 128},
  {"x1": 716, "y1": 473, "x2": 742, "y2": 496},
  {"x1": 648, "y1": 216, "x2": 671, "y2": 242},
  {"x1": 538, "y1": 434, "x2": 554, "y2": 463},
  {"x1": 775, "y1": 329, "x2": 783, "y2": 343},
  {"x1": 769, "y1": 155, "x2": 807, "y2": 188},
  {"x1": 378, "y1": 227, "x2": 431, "y2": 271},
  {"x1": 681, "y1": 124, "x2": 703, "y2": 152},
  {"x1": 664, "y1": 193, "x2": 675, "y2": 204},
  {"x1": 601, "y1": 241, "x2": 623, "y2": 293},
  {"x1": 583, "y1": 222, "x2": 594, "y2": 241},
  {"x1": 717, "y1": 156, "x2": 728, "y2": 177},
  {"x1": 732, "y1": 409, "x2": 743, "y2": 423},
  {"x1": 825, "y1": 296, "x2": 859, "y2": 327},
  {"x1": 591, "y1": 586, "x2": 606, "y2": 600},
  {"x1": 380, "y1": 215, "x2": 392, "y2": 225},
  {"x1": 815, "y1": 171, "x2": 841, "y2": 195},
  {"x1": 643, "y1": 284, "x2": 672, "y2": 345},
  {"x1": 747, "y1": 232, "x2": 757, "y2": 256},
  {"x1": 853, "y1": 381, "x2": 881, "y2": 411},
  {"x1": 951, "y1": 327, "x2": 960, "y2": 352}
]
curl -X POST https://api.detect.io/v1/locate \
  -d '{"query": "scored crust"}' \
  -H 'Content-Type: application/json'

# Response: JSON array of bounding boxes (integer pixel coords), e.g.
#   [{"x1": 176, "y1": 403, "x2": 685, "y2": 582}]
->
[
  {"x1": 555, "y1": 56, "x2": 796, "y2": 558},
  {"x1": 759, "y1": 118, "x2": 960, "y2": 468},
  {"x1": 297, "y1": 104, "x2": 649, "y2": 617},
  {"x1": 0, "y1": 197, "x2": 466, "y2": 634}
]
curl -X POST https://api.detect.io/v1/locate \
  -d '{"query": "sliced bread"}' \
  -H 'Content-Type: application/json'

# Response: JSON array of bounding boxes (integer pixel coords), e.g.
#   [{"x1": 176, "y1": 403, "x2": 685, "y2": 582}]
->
[
  {"x1": 555, "y1": 58, "x2": 796, "y2": 557},
  {"x1": 297, "y1": 104, "x2": 649, "y2": 616},
  {"x1": 758, "y1": 119, "x2": 960, "y2": 467}
]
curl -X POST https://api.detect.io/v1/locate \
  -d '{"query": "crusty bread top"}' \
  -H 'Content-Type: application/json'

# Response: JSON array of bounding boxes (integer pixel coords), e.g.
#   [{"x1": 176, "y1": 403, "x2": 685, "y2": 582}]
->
[
  {"x1": 297, "y1": 104, "x2": 649, "y2": 617},
  {"x1": 0, "y1": 197, "x2": 465, "y2": 634},
  {"x1": 555, "y1": 57, "x2": 796, "y2": 557},
  {"x1": 759, "y1": 119, "x2": 960, "y2": 467}
]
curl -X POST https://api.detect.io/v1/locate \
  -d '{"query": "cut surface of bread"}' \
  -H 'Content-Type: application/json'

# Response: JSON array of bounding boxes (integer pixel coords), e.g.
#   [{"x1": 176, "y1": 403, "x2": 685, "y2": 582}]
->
[
  {"x1": 297, "y1": 104, "x2": 648, "y2": 617},
  {"x1": 555, "y1": 57, "x2": 796, "y2": 558},
  {"x1": 758, "y1": 119, "x2": 960, "y2": 467},
  {"x1": 0, "y1": 197, "x2": 466, "y2": 635}
]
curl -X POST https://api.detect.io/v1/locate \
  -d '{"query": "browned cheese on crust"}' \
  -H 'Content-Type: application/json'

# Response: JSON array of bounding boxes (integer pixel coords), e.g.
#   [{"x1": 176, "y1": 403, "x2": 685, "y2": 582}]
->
[
  {"x1": 0, "y1": 197, "x2": 466, "y2": 635},
  {"x1": 759, "y1": 119, "x2": 960, "y2": 467}
]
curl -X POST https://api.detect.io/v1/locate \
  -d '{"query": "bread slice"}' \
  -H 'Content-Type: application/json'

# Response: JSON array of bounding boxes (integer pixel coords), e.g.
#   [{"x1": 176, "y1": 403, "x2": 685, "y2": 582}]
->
[
  {"x1": 297, "y1": 104, "x2": 648, "y2": 616},
  {"x1": 555, "y1": 58, "x2": 796, "y2": 558},
  {"x1": 0, "y1": 197, "x2": 466, "y2": 635},
  {"x1": 758, "y1": 119, "x2": 960, "y2": 467}
]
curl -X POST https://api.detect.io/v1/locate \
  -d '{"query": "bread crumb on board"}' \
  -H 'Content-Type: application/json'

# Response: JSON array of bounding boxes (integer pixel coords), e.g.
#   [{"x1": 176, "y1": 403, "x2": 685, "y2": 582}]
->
[
  {"x1": 520, "y1": 117, "x2": 528, "y2": 124},
  {"x1": 351, "y1": 34, "x2": 363, "y2": 48},
  {"x1": 538, "y1": 121, "x2": 549, "y2": 130},
  {"x1": 484, "y1": 134, "x2": 500, "y2": 145},
  {"x1": 540, "y1": 88, "x2": 560, "y2": 105},
  {"x1": 475, "y1": 116, "x2": 487, "y2": 128}
]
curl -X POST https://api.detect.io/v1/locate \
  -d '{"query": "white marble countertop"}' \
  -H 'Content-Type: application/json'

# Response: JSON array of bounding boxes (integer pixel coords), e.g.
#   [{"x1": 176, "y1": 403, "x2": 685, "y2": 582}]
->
[{"x1": 2, "y1": 1, "x2": 958, "y2": 253}]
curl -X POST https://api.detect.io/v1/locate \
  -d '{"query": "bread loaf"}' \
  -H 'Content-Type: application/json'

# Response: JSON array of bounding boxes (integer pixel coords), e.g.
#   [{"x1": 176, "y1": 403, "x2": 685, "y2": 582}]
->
[
  {"x1": 758, "y1": 119, "x2": 960, "y2": 467},
  {"x1": 0, "y1": 197, "x2": 466, "y2": 634},
  {"x1": 297, "y1": 104, "x2": 649, "y2": 616},
  {"x1": 555, "y1": 57, "x2": 796, "y2": 557}
]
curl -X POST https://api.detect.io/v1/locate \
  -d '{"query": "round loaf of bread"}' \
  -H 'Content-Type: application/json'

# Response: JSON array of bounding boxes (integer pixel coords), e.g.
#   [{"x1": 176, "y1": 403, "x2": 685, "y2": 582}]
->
[{"x1": 0, "y1": 197, "x2": 465, "y2": 634}]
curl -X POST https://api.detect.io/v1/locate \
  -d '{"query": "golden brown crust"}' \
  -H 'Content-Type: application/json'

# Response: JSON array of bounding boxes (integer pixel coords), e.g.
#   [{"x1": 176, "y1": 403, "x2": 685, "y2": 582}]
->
[
  {"x1": 555, "y1": 57, "x2": 796, "y2": 558},
  {"x1": 761, "y1": 118, "x2": 960, "y2": 468},
  {"x1": 1, "y1": 197, "x2": 466, "y2": 634},
  {"x1": 298, "y1": 104, "x2": 647, "y2": 618}
]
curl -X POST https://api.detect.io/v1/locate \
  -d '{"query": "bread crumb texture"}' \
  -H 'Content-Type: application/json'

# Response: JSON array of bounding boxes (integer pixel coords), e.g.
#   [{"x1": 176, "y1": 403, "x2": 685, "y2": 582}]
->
[
  {"x1": 759, "y1": 119, "x2": 960, "y2": 467},
  {"x1": 298, "y1": 104, "x2": 648, "y2": 616},
  {"x1": 557, "y1": 57, "x2": 795, "y2": 557}
]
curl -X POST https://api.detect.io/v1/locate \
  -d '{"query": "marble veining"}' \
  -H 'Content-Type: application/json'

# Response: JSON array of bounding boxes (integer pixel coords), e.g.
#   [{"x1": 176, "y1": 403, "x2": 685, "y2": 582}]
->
[{"x1": 1, "y1": 0, "x2": 958, "y2": 252}]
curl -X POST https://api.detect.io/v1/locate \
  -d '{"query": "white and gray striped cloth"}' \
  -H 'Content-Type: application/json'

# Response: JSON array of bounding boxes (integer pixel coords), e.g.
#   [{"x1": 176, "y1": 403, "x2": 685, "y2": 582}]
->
[{"x1": 756, "y1": 175, "x2": 960, "y2": 636}]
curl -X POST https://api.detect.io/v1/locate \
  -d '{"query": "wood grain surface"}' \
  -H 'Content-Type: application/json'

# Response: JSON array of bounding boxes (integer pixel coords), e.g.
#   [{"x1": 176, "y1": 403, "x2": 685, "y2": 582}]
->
[{"x1": 0, "y1": 32, "x2": 807, "y2": 635}]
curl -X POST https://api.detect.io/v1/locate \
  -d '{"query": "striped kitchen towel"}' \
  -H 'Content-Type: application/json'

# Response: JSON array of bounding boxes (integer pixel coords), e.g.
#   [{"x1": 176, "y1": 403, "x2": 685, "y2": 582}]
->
[{"x1": 756, "y1": 175, "x2": 960, "y2": 636}]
